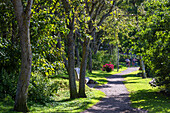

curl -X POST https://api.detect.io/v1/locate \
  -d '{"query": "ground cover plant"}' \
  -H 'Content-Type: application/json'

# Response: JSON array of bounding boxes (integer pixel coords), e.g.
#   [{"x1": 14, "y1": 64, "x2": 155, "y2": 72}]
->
[{"x1": 123, "y1": 71, "x2": 170, "y2": 113}]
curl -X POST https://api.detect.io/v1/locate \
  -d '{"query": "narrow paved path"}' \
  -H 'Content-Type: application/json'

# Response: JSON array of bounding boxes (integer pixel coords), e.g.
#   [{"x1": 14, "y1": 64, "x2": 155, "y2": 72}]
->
[{"x1": 82, "y1": 67, "x2": 147, "y2": 113}]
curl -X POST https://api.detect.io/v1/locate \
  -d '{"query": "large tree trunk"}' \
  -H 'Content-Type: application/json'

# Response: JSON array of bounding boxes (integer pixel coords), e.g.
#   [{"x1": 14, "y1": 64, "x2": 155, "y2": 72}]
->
[
  {"x1": 139, "y1": 56, "x2": 146, "y2": 78},
  {"x1": 67, "y1": 30, "x2": 78, "y2": 99},
  {"x1": 12, "y1": 0, "x2": 33, "y2": 112},
  {"x1": 79, "y1": 37, "x2": 90, "y2": 98},
  {"x1": 14, "y1": 24, "x2": 32, "y2": 112}
]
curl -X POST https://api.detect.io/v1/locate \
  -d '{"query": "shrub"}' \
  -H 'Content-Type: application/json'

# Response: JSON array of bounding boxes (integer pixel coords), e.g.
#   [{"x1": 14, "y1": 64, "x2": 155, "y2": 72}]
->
[
  {"x1": 28, "y1": 71, "x2": 58, "y2": 103},
  {"x1": 92, "y1": 51, "x2": 105, "y2": 70},
  {"x1": 0, "y1": 68, "x2": 18, "y2": 99},
  {"x1": 92, "y1": 51, "x2": 117, "y2": 70}
]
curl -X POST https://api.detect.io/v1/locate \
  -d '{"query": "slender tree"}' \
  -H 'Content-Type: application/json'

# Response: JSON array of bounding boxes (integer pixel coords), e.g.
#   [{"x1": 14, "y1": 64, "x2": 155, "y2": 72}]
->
[
  {"x1": 61, "y1": 0, "x2": 78, "y2": 99},
  {"x1": 12, "y1": 0, "x2": 33, "y2": 112},
  {"x1": 79, "y1": 0, "x2": 116, "y2": 97}
]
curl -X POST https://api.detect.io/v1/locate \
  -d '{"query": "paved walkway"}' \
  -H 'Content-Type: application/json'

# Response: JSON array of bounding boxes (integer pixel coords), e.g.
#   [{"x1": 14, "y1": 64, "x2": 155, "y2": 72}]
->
[{"x1": 82, "y1": 67, "x2": 147, "y2": 113}]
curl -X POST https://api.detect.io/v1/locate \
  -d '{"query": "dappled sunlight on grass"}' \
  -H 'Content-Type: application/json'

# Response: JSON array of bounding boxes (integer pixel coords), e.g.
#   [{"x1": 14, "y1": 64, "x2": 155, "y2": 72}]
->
[
  {"x1": 87, "y1": 67, "x2": 127, "y2": 85},
  {"x1": 0, "y1": 81, "x2": 105, "y2": 113},
  {"x1": 0, "y1": 68, "x2": 127, "y2": 113},
  {"x1": 123, "y1": 71, "x2": 170, "y2": 113},
  {"x1": 131, "y1": 89, "x2": 170, "y2": 113},
  {"x1": 28, "y1": 88, "x2": 105, "y2": 113}
]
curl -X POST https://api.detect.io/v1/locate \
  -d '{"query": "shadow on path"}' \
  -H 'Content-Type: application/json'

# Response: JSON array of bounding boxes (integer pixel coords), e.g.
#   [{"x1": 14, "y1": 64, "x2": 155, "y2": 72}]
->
[{"x1": 82, "y1": 67, "x2": 147, "y2": 113}]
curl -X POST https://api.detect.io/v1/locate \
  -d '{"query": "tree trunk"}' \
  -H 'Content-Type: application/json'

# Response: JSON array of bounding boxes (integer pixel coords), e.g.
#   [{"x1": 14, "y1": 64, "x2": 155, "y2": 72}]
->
[
  {"x1": 79, "y1": 37, "x2": 90, "y2": 98},
  {"x1": 75, "y1": 45, "x2": 80, "y2": 67},
  {"x1": 110, "y1": 44, "x2": 113, "y2": 55},
  {"x1": 67, "y1": 30, "x2": 78, "y2": 99},
  {"x1": 117, "y1": 44, "x2": 119, "y2": 72},
  {"x1": 139, "y1": 56, "x2": 147, "y2": 78},
  {"x1": 75, "y1": 34, "x2": 80, "y2": 67},
  {"x1": 63, "y1": 36, "x2": 69, "y2": 72},
  {"x1": 12, "y1": 0, "x2": 33, "y2": 112},
  {"x1": 14, "y1": 23, "x2": 32, "y2": 112},
  {"x1": 94, "y1": 39, "x2": 101, "y2": 54},
  {"x1": 88, "y1": 47, "x2": 92, "y2": 73},
  {"x1": 88, "y1": 30, "x2": 95, "y2": 73}
]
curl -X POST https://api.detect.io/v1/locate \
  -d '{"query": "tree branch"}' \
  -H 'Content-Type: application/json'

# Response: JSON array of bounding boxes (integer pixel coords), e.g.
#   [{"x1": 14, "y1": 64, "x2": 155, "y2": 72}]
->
[
  {"x1": 92, "y1": 0, "x2": 104, "y2": 21},
  {"x1": 85, "y1": 0, "x2": 89, "y2": 14},
  {"x1": 61, "y1": 0, "x2": 70, "y2": 14},
  {"x1": 89, "y1": 1, "x2": 97, "y2": 18},
  {"x1": 12, "y1": 0, "x2": 24, "y2": 25},
  {"x1": 25, "y1": 0, "x2": 33, "y2": 17},
  {"x1": 97, "y1": 0, "x2": 116, "y2": 26}
]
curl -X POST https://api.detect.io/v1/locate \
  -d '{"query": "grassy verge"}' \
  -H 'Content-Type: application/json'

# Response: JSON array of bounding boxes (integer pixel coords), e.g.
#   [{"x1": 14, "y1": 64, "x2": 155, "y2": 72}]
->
[
  {"x1": 28, "y1": 87, "x2": 105, "y2": 113},
  {"x1": 0, "y1": 67, "x2": 126, "y2": 113},
  {"x1": 123, "y1": 70, "x2": 170, "y2": 113},
  {"x1": 0, "y1": 78, "x2": 105, "y2": 113},
  {"x1": 87, "y1": 67, "x2": 127, "y2": 85}
]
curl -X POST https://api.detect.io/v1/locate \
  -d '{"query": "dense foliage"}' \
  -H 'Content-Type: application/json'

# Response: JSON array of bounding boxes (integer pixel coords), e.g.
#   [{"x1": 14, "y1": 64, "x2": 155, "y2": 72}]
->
[
  {"x1": 92, "y1": 50, "x2": 117, "y2": 70},
  {"x1": 0, "y1": 0, "x2": 169, "y2": 111},
  {"x1": 136, "y1": 0, "x2": 170, "y2": 92},
  {"x1": 118, "y1": 0, "x2": 170, "y2": 92}
]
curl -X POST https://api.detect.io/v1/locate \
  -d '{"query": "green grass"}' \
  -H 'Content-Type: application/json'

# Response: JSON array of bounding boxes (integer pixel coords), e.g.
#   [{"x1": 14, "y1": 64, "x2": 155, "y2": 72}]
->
[
  {"x1": 123, "y1": 71, "x2": 170, "y2": 113},
  {"x1": 28, "y1": 88, "x2": 105, "y2": 113},
  {"x1": 0, "y1": 67, "x2": 127, "y2": 113},
  {"x1": 0, "y1": 78, "x2": 105, "y2": 113},
  {"x1": 87, "y1": 67, "x2": 127, "y2": 85}
]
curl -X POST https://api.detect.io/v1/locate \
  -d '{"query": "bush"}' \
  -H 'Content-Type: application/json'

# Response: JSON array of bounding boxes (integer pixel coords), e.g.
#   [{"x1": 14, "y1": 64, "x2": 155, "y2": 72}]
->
[
  {"x1": 102, "y1": 62, "x2": 114, "y2": 72},
  {"x1": 92, "y1": 51, "x2": 117, "y2": 70},
  {"x1": 0, "y1": 68, "x2": 18, "y2": 99},
  {"x1": 92, "y1": 51, "x2": 105, "y2": 70},
  {"x1": 28, "y1": 71, "x2": 58, "y2": 103}
]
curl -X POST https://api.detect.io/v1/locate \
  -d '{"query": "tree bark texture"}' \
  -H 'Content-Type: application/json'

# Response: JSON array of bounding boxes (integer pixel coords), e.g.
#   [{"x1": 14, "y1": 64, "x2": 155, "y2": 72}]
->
[
  {"x1": 67, "y1": 30, "x2": 78, "y2": 99},
  {"x1": 12, "y1": 0, "x2": 33, "y2": 112},
  {"x1": 79, "y1": 37, "x2": 90, "y2": 98},
  {"x1": 139, "y1": 56, "x2": 147, "y2": 78}
]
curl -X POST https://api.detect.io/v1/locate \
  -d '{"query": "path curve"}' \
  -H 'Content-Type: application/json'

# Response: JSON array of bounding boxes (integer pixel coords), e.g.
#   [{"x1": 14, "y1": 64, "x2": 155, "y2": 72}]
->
[{"x1": 82, "y1": 67, "x2": 147, "y2": 113}]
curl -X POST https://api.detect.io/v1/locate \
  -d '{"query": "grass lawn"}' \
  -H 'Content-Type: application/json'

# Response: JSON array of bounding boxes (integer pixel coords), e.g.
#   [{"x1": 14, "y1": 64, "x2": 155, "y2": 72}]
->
[
  {"x1": 0, "y1": 78, "x2": 105, "y2": 113},
  {"x1": 0, "y1": 66, "x2": 127, "y2": 113},
  {"x1": 87, "y1": 66, "x2": 127, "y2": 85},
  {"x1": 123, "y1": 70, "x2": 170, "y2": 113}
]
